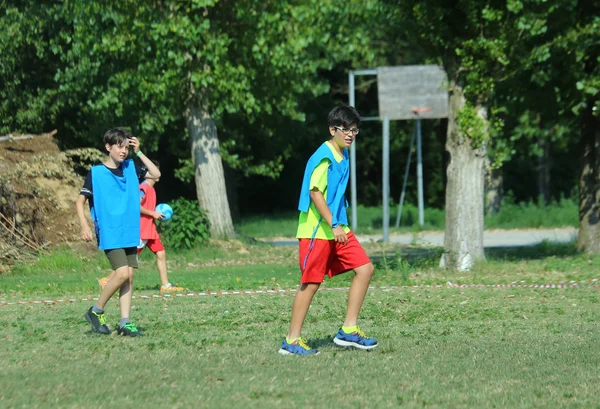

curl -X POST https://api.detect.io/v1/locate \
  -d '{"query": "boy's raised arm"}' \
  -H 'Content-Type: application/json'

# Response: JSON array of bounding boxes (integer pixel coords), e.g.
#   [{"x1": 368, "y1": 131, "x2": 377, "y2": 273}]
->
[{"x1": 128, "y1": 136, "x2": 161, "y2": 179}]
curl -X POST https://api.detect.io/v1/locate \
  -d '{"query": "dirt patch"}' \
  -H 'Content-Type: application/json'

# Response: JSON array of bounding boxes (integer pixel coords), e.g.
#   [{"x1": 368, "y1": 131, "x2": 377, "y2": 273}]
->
[{"x1": 0, "y1": 133, "x2": 104, "y2": 270}]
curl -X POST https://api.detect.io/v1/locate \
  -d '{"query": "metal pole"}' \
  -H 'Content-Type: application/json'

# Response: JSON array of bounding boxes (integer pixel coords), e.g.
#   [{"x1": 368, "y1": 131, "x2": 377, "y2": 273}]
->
[
  {"x1": 416, "y1": 117, "x2": 425, "y2": 226},
  {"x1": 348, "y1": 71, "x2": 358, "y2": 231},
  {"x1": 395, "y1": 124, "x2": 416, "y2": 228},
  {"x1": 383, "y1": 116, "x2": 390, "y2": 242}
]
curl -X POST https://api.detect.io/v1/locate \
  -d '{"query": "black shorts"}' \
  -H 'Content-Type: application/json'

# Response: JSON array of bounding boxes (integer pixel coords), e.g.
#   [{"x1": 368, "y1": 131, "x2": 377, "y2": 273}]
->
[{"x1": 103, "y1": 247, "x2": 138, "y2": 270}]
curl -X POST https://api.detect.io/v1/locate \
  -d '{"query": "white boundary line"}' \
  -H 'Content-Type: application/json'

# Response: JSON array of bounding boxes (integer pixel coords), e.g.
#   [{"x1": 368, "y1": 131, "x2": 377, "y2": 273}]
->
[{"x1": 1, "y1": 279, "x2": 599, "y2": 307}]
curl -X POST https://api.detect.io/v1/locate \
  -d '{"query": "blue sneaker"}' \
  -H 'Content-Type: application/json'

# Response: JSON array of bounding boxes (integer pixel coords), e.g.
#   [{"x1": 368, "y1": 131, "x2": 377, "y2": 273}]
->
[
  {"x1": 333, "y1": 327, "x2": 378, "y2": 350},
  {"x1": 279, "y1": 337, "x2": 319, "y2": 356}
]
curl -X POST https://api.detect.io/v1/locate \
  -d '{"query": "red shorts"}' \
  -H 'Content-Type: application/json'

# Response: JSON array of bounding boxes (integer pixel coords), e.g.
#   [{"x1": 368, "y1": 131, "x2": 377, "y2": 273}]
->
[
  {"x1": 298, "y1": 232, "x2": 371, "y2": 284},
  {"x1": 138, "y1": 238, "x2": 165, "y2": 255}
]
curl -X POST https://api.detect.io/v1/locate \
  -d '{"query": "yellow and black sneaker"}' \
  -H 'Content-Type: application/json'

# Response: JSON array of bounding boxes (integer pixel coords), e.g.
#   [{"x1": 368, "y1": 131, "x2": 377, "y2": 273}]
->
[
  {"x1": 117, "y1": 322, "x2": 143, "y2": 337},
  {"x1": 84, "y1": 307, "x2": 110, "y2": 335}
]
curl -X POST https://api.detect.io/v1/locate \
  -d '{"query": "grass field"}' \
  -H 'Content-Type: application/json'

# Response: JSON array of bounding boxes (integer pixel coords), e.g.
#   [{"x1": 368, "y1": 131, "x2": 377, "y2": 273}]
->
[
  {"x1": 2, "y1": 239, "x2": 600, "y2": 408},
  {"x1": 236, "y1": 199, "x2": 578, "y2": 238}
]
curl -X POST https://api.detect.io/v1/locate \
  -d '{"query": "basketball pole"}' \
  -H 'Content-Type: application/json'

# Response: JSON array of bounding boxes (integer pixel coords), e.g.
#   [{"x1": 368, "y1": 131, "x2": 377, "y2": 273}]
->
[
  {"x1": 395, "y1": 123, "x2": 416, "y2": 228},
  {"x1": 395, "y1": 107, "x2": 429, "y2": 228},
  {"x1": 383, "y1": 115, "x2": 390, "y2": 242},
  {"x1": 348, "y1": 69, "x2": 377, "y2": 232},
  {"x1": 348, "y1": 66, "x2": 446, "y2": 237},
  {"x1": 416, "y1": 115, "x2": 425, "y2": 227}
]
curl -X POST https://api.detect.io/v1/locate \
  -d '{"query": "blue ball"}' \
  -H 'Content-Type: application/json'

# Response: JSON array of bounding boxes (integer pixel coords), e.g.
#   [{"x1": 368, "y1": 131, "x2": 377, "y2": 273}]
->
[{"x1": 155, "y1": 203, "x2": 173, "y2": 221}]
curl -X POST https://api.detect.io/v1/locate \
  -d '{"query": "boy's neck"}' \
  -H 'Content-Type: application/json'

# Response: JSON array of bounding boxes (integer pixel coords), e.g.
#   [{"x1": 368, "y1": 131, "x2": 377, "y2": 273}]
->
[
  {"x1": 327, "y1": 139, "x2": 343, "y2": 156},
  {"x1": 103, "y1": 156, "x2": 121, "y2": 169}
]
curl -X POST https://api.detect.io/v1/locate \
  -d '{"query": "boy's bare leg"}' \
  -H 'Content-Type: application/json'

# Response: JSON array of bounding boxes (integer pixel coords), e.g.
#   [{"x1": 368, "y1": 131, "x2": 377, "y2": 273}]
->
[
  {"x1": 343, "y1": 262, "x2": 374, "y2": 327},
  {"x1": 100, "y1": 270, "x2": 116, "y2": 285},
  {"x1": 155, "y1": 250, "x2": 169, "y2": 286},
  {"x1": 96, "y1": 266, "x2": 129, "y2": 309},
  {"x1": 118, "y1": 266, "x2": 135, "y2": 319},
  {"x1": 287, "y1": 283, "x2": 320, "y2": 339}
]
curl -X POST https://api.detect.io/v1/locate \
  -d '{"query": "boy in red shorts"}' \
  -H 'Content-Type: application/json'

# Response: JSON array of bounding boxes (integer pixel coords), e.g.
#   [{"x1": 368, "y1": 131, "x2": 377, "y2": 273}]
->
[
  {"x1": 279, "y1": 104, "x2": 377, "y2": 356},
  {"x1": 98, "y1": 161, "x2": 183, "y2": 293}
]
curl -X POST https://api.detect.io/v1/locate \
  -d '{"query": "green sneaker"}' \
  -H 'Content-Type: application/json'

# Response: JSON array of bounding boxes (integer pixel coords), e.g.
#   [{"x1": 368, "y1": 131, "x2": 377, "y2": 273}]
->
[
  {"x1": 84, "y1": 307, "x2": 110, "y2": 334},
  {"x1": 117, "y1": 322, "x2": 142, "y2": 337}
]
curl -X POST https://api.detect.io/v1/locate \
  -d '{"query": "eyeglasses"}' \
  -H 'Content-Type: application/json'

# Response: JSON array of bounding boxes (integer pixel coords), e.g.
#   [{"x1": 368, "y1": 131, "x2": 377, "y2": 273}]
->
[{"x1": 334, "y1": 126, "x2": 360, "y2": 136}]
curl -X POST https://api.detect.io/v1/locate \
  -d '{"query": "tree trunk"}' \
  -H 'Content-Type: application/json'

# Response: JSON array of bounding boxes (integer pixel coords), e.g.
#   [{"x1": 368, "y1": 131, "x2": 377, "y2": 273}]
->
[
  {"x1": 577, "y1": 100, "x2": 600, "y2": 253},
  {"x1": 485, "y1": 160, "x2": 503, "y2": 215},
  {"x1": 224, "y1": 164, "x2": 240, "y2": 221},
  {"x1": 437, "y1": 118, "x2": 449, "y2": 199},
  {"x1": 440, "y1": 83, "x2": 487, "y2": 270},
  {"x1": 185, "y1": 101, "x2": 235, "y2": 239}
]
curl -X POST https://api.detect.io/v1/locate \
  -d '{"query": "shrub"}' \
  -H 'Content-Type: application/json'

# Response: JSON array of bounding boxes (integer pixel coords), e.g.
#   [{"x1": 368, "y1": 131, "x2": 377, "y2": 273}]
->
[{"x1": 159, "y1": 198, "x2": 210, "y2": 249}]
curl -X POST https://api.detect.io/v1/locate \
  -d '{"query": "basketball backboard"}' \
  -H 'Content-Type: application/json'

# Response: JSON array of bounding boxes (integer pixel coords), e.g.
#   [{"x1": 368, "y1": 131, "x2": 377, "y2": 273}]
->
[{"x1": 377, "y1": 65, "x2": 448, "y2": 120}]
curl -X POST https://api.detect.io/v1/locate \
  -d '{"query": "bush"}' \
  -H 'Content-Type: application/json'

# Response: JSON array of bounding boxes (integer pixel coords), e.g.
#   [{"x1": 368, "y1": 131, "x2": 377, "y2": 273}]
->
[{"x1": 159, "y1": 198, "x2": 210, "y2": 249}]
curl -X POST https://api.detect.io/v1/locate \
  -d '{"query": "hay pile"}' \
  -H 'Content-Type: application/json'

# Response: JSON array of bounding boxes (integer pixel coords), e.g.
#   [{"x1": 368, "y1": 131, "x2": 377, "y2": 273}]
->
[{"x1": 0, "y1": 133, "x2": 104, "y2": 271}]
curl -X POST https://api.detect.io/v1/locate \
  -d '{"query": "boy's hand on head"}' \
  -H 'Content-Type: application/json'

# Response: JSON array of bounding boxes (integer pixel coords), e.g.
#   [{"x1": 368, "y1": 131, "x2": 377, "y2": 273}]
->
[
  {"x1": 128, "y1": 136, "x2": 140, "y2": 154},
  {"x1": 332, "y1": 226, "x2": 348, "y2": 245}
]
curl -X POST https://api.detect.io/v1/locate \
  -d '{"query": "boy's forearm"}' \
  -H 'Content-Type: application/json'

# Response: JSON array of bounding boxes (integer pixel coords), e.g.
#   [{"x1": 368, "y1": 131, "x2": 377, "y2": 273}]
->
[
  {"x1": 310, "y1": 190, "x2": 334, "y2": 227},
  {"x1": 137, "y1": 153, "x2": 161, "y2": 179},
  {"x1": 75, "y1": 197, "x2": 89, "y2": 227},
  {"x1": 140, "y1": 206, "x2": 154, "y2": 216}
]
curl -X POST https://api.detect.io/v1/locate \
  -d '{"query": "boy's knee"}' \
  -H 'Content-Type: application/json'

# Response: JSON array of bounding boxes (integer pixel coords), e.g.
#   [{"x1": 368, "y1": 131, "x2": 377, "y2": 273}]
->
[
  {"x1": 156, "y1": 250, "x2": 166, "y2": 260},
  {"x1": 114, "y1": 267, "x2": 129, "y2": 281},
  {"x1": 357, "y1": 262, "x2": 374, "y2": 278}
]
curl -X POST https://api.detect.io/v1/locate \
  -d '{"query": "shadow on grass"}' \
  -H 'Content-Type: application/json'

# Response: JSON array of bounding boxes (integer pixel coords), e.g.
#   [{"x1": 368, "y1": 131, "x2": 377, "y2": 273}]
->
[
  {"x1": 310, "y1": 335, "x2": 338, "y2": 349},
  {"x1": 235, "y1": 234, "x2": 277, "y2": 248},
  {"x1": 485, "y1": 241, "x2": 579, "y2": 261},
  {"x1": 309, "y1": 336, "x2": 379, "y2": 353},
  {"x1": 370, "y1": 240, "x2": 580, "y2": 271}
]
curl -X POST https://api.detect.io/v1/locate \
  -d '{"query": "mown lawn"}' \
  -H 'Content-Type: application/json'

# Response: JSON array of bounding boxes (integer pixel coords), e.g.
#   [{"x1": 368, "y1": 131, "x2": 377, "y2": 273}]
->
[{"x1": 1, "y1": 240, "x2": 600, "y2": 408}]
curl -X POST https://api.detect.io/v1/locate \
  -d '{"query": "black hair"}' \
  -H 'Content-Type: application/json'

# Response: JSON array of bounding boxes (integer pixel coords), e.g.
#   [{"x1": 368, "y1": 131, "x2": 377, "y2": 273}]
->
[
  {"x1": 103, "y1": 128, "x2": 133, "y2": 147},
  {"x1": 327, "y1": 104, "x2": 361, "y2": 128}
]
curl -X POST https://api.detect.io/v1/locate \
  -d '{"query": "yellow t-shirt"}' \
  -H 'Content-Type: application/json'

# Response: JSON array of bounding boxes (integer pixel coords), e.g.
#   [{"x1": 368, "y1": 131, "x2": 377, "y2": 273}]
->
[{"x1": 296, "y1": 142, "x2": 351, "y2": 239}]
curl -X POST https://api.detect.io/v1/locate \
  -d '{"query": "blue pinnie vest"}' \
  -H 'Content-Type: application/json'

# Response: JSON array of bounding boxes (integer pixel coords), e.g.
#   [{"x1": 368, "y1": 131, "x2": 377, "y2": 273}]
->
[
  {"x1": 90, "y1": 159, "x2": 140, "y2": 250},
  {"x1": 298, "y1": 142, "x2": 349, "y2": 228}
]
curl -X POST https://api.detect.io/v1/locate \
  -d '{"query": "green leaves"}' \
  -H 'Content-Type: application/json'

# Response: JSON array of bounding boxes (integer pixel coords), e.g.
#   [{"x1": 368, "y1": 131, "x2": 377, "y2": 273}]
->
[
  {"x1": 160, "y1": 198, "x2": 211, "y2": 250},
  {"x1": 456, "y1": 102, "x2": 489, "y2": 148},
  {"x1": 2, "y1": 0, "x2": 383, "y2": 182}
]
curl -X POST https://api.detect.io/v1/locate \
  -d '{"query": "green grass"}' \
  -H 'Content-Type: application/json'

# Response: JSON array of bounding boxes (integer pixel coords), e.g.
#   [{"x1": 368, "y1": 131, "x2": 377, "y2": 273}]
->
[
  {"x1": 485, "y1": 197, "x2": 578, "y2": 229},
  {"x1": 235, "y1": 199, "x2": 578, "y2": 238},
  {"x1": 3, "y1": 240, "x2": 600, "y2": 299},
  {"x1": 2, "y1": 240, "x2": 600, "y2": 408},
  {"x1": 2, "y1": 287, "x2": 600, "y2": 407}
]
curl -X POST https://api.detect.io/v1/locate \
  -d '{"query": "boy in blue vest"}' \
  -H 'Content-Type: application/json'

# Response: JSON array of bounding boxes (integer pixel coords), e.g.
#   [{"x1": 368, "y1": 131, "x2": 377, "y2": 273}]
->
[
  {"x1": 279, "y1": 104, "x2": 378, "y2": 355},
  {"x1": 76, "y1": 128, "x2": 161, "y2": 336},
  {"x1": 97, "y1": 162, "x2": 184, "y2": 294}
]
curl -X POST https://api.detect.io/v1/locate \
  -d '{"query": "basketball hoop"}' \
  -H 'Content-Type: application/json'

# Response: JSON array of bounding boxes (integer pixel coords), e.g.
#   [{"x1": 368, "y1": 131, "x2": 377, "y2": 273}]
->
[{"x1": 412, "y1": 107, "x2": 432, "y2": 115}]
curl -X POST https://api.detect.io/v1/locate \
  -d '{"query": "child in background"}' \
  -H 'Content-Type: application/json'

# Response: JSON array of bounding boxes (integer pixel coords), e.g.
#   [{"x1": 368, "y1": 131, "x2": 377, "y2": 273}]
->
[{"x1": 98, "y1": 160, "x2": 183, "y2": 293}]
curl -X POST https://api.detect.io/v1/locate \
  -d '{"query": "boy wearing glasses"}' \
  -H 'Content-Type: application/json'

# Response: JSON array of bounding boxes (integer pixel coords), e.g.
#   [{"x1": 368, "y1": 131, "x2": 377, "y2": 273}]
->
[{"x1": 279, "y1": 104, "x2": 378, "y2": 355}]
